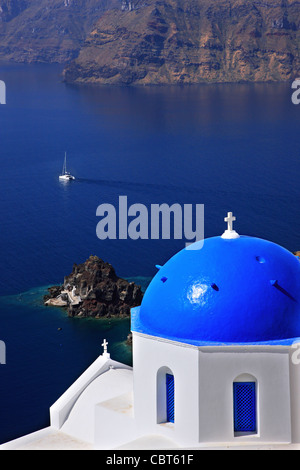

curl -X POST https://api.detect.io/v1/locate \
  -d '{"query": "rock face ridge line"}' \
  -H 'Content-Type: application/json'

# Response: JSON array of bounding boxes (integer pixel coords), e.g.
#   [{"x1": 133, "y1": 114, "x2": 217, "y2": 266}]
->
[
  {"x1": 62, "y1": 0, "x2": 300, "y2": 85},
  {"x1": 0, "y1": 0, "x2": 121, "y2": 63},
  {"x1": 0, "y1": 0, "x2": 299, "y2": 83}
]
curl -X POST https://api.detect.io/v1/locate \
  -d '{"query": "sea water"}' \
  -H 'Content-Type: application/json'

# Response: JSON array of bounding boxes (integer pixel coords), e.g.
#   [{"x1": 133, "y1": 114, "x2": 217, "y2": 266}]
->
[{"x1": 0, "y1": 63, "x2": 299, "y2": 443}]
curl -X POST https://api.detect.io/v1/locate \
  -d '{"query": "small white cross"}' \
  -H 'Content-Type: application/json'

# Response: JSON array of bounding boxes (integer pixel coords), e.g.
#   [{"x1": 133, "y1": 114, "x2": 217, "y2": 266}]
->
[
  {"x1": 224, "y1": 212, "x2": 236, "y2": 232},
  {"x1": 221, "y1": 211, "x2": 240, "y2": 239},
  {"x1": 102, "y1": 339, "x2": 108, "y2": 355}
]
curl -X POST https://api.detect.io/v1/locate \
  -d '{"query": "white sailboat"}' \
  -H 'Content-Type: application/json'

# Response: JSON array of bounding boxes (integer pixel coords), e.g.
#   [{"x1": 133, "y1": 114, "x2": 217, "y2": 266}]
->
[{"x1": 59, "y1": 152, "x2": 75, "y2": 181}]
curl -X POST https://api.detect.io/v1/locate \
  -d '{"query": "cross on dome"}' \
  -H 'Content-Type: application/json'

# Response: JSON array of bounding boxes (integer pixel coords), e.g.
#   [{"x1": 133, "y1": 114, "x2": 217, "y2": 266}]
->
[
  {"x1": 225, "y1": 212, "x2": 236, "y2": 232},
  {"x1": 101, "y1": 339, "x2": 108, "y2": 355},
  {"x1": 221, "y1": 211, "x2": 240, "y2": 239}
]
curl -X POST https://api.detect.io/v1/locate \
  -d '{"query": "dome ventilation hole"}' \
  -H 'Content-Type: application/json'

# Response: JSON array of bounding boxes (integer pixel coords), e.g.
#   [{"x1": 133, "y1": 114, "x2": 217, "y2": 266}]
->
[
  {"x1": 161, "y1": 277, "x2": 168, "y2": 283},
  {"x1": 270, "y1": 279, "x2": 296, "y2": 301},
  {"x1": 256, "y1": 256, "x2": 265, "y2": 263},
  {"x1": 211, "y1": 283, "x2": 219, "y2": 291}
]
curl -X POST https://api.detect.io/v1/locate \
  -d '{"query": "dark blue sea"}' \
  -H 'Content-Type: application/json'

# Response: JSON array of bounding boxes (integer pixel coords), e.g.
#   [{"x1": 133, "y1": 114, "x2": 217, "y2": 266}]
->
[{"x1": 0, "y1": 63, "x2": 299, "y2": 444}]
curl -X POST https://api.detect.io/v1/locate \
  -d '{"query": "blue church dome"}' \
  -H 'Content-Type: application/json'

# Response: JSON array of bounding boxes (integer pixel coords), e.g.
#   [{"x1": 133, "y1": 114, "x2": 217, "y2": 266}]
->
[{"x1": 132, "y1": 216, "x2": 300, "y2": 345}]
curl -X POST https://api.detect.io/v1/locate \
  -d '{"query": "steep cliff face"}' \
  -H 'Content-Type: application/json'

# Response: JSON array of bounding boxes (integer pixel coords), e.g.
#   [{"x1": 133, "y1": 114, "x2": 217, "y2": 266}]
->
[
  {"x1": 63, "y1": 0, "x2": 300, "y2": 84},
  {"x1": 0, "y1": 0, "x2": 120, "y2": 63},
  {"x1": 0, "y1": 0, "x2": 27, "y2": 22},
  {"x1": 1, "y1": 0, "x2": 299, "y2": 82}
]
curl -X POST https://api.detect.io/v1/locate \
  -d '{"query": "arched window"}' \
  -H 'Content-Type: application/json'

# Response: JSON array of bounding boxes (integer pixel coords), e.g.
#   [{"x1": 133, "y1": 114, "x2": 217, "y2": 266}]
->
[
  {"x1": 157, "y1": 367, "x2": 175, "y2": 424},
  {"x1": 166, "y1": 373, "x2": 175, "y2": 423},
  {"x1": 233, "y1": 374, "x2": 257, "y2": 435}
]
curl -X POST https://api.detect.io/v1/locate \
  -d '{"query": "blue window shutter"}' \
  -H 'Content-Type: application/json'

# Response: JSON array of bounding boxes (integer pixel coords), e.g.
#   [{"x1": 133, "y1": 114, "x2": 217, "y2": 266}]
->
[
  {"x1": 233, "y1": 382, "x2": 256, "y2": 433},
  {"x1": 166, "y1": 374, "x2": 174, "y2": 423}
]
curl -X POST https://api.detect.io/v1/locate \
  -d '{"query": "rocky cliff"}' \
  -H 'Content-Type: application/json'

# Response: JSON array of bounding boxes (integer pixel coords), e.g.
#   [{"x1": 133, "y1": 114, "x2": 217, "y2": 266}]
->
[
  {"x1": 63, "y1": 0, "x2": 300, "y2": 85},
  {"x1": 0, "y1": 0, "x2": 120, "y2": 63},
  {"x1": 0, "y1": 0, "x2": 299, "y2": 83},
  {"x1": 44, "y1": 255, "x2": 144, "y2": 318},
  {"x1": 0, "y1": 0, "x2": 300, "y2": 85}
]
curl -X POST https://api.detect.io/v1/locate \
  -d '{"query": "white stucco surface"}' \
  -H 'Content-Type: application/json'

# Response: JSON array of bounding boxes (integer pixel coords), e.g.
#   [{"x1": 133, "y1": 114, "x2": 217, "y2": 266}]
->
[
  {"x1": 2, "y1": 428, "x2": 300, "y2": 450},
  {"x1": 2, "y1": 337, "x2": 300, "y2": 450},
  {"x1": 0, "y1": 427, "x2": 92, "y2": 450},
  {"x1": 61, "y1": 367, "x2": 133, "y2": 444}
]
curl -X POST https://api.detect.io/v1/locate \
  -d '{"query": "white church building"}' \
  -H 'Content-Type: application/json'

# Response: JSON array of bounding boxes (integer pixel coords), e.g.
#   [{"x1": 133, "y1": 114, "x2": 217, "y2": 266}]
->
[{"x1": 2, "y1": 213, "x2": 300, "y2": 450}]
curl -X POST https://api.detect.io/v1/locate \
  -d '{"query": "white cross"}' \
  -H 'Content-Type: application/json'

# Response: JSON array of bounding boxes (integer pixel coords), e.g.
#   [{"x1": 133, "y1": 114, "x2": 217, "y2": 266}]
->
[
  {"x1": 224, "y1": 212, "x2": 236, "y2": 232},
  {"x1": 221, "y1": 211, "x2": 239, "y2": 239},
  {"x1": 102, "y1": 339, "x2": 108, "y2": 355}
]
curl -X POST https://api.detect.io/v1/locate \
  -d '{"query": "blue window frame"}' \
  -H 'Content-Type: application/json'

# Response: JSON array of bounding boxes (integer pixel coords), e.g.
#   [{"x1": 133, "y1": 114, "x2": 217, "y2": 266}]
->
[
  {"x1": 233, "y1": 382, "x2": 256, "y2": 433},
  {"x1": 166, "y1": 373, "x2": 174, "y2": 423}
]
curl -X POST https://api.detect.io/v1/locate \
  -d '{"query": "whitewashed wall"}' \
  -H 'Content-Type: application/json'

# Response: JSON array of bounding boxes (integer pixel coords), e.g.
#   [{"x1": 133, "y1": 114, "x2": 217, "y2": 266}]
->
[{"x1": 133, "y1": 333, "x2": 292, "y2": 446}]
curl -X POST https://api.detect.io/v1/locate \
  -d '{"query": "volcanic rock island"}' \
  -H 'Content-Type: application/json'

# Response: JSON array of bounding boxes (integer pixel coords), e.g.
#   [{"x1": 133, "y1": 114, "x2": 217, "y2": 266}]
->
[{"x1": 44, "y1": 255, "x2": 144, "y2": 319}]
